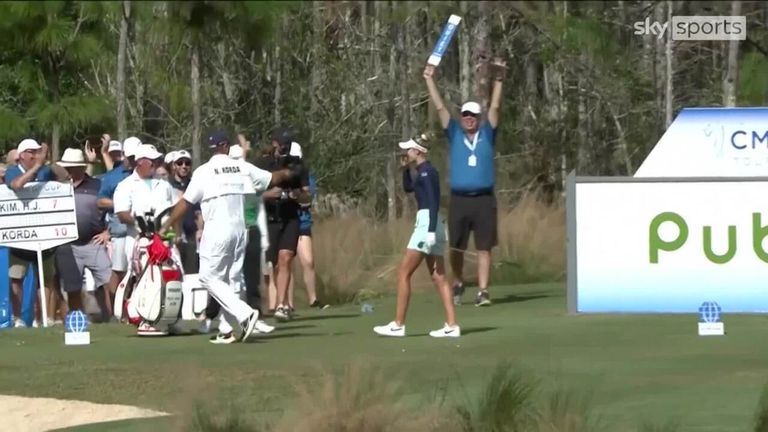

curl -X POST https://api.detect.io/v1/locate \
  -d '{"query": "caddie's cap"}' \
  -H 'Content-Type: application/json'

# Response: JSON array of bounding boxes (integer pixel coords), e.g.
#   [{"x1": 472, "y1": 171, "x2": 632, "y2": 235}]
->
[{"x1": 207, "y1": 130, "x2": 230, "y2": 148}]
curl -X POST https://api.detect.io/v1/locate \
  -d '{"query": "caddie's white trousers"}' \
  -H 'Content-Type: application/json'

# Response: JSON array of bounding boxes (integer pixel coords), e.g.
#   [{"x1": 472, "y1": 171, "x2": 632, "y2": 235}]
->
[{"x1": 198, "y1": 228, "x2": 252, "y2": 333}]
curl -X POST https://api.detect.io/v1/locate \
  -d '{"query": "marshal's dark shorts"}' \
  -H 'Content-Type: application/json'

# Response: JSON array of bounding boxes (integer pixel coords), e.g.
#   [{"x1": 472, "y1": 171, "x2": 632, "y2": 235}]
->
[{"x1": 448, "y1": 191, "x2": 498, "y2": 252}]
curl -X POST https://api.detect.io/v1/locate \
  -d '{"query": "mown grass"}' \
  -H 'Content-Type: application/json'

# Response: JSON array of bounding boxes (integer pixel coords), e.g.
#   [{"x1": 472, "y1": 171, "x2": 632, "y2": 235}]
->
[{"x1": 23, "y1": 280, "x2": 768, "y2": 432}]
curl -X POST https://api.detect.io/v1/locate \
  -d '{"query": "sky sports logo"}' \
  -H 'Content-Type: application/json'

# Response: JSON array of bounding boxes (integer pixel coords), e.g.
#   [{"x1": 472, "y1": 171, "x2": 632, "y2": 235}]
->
[{"x1": 633, "y1": 16, "x2": 746, "y2": 41}]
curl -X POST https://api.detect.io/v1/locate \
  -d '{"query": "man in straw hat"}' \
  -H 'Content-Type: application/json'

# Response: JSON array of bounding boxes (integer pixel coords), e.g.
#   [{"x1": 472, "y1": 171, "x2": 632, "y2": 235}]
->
[{"x1": 53, "y1": 148, "x2": 112, "y2": 317}]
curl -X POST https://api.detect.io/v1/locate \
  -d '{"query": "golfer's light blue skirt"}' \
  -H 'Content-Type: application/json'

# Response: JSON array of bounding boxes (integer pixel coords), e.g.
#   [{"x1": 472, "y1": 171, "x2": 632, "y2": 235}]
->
[{"x1": 407, "y1": 209, "x2": 447, "y2": 256}]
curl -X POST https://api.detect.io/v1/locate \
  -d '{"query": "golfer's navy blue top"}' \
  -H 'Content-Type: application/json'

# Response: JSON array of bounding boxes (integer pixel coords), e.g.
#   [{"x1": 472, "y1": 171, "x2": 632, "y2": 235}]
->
[{"x1": 402, "y1": 161, "x2": 440, "y2": 233}]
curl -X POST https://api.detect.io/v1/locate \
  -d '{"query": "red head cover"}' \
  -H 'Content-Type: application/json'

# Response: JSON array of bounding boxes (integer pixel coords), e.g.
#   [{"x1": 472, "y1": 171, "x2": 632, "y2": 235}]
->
[{"x1": 147, "y1": 234, "x2": 172, "y2": 265}]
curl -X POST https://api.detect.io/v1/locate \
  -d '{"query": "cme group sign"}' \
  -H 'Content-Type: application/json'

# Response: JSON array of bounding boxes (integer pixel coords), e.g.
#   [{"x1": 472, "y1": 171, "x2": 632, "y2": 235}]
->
[
  {"x1": 730, "y1": 129, "x2": 768, "y2": 150},
  {"x1": 567, "y1": 108, "x2": 768, "y2": 314}
]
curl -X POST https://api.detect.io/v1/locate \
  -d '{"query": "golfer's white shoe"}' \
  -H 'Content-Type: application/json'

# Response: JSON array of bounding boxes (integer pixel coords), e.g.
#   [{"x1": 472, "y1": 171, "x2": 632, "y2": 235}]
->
[
  {"x1": 374, "y1": 321, "x2": 406, "y2": 337},
  {"x1": 253, "y1": 319, "x2": 275, "y2": 334},
  {"x1": 429, "y1": 323, "x2": 461, "y2": 338}
]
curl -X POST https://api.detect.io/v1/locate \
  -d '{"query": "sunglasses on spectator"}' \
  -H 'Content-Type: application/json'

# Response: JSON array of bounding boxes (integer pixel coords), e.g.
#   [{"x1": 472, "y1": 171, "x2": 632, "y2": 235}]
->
[
  {"x1": 175, "y1": 159, "x2": 191, "y2": 166},
  {"x1": 461, "y1": 111, "x2": 478, "y2": 118}
]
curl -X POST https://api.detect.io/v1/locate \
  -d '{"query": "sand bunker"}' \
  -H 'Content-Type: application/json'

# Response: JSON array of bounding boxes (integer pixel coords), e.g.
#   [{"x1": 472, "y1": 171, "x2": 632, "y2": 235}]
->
[{"x1": 0, "y1": 394, "x2": 168, "y2": 431}]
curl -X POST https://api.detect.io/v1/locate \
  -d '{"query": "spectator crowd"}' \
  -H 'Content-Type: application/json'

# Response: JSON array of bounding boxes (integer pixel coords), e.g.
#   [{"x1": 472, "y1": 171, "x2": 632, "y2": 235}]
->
[{"x1": 0, "y1": 130, "x2": 327, "y2": 332}]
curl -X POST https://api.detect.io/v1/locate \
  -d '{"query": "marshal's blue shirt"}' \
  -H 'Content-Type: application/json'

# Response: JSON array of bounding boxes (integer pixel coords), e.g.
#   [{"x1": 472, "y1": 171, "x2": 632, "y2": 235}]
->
[{"x1": 444, "y1": 118, "x2": 496, "y2": 194}]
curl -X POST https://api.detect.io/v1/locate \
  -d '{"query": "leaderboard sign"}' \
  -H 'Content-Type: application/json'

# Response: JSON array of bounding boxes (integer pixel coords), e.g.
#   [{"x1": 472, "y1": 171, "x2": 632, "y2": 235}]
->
[{"x1": 0, "y1": 181, "x2": 78, "y2": 251}]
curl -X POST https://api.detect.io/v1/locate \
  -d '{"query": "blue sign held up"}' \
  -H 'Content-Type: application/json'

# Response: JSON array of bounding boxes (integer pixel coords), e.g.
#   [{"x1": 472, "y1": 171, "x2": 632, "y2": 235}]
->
[{"x1": 427, "y1": 15, "x2": 462, "y2": 66}]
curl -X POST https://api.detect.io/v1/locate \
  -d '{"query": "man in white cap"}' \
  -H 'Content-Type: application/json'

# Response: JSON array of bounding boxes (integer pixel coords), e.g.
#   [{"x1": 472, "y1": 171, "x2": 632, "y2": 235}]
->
[
  {"x1": 113, "y1": 143, "x2": 177, "y2": 335},
  {"x1": 4, "y1": 138, "x2": 69, "y2": 328},
  {"x1": 423, "y1": 57, "x2": 506, "y2": 308},
  {"x1": 5, "y1": 138, "x2": 69, "y2": 191},
  {"x1": 97, "y1": 136, "x2": 141, "y2": 303}
]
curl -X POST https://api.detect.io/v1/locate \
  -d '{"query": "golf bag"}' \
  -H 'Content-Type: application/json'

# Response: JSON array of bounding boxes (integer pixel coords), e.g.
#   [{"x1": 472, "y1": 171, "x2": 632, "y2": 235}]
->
[{"x1": 112, "y1": 207, "x2": 206, "y2": 335}]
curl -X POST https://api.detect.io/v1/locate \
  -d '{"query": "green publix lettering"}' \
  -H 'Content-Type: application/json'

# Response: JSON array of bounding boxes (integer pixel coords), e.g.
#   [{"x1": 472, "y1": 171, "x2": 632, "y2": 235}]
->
[{"x1": 649, "y1": 212, "x2": 768, "y2": 264}]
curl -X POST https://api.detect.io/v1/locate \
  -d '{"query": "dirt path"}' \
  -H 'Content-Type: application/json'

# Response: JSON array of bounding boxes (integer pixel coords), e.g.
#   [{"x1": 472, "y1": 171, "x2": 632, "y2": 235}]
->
[{"x1": 0, "y1": 394, "x2": 168, "y2": 431}]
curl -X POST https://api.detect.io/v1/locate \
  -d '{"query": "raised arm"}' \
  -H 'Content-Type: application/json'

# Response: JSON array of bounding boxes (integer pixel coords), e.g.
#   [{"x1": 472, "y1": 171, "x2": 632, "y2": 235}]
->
[
  {"x1": 100, "y1": 134, "x2": 115, "y2": 172},
  {"x1": 43, "y1": 143, "x2": 70, "y2": 182},
  {"x1": 423, "y1": 65, "x2": 451, "y2": 129},
  {"x1": 9, "y1": 162, "x2": 43, "y2": 191},
  {"x1": 488, "y1": 57, "x2": 507, "y2": 129},
  {"x1": 85, "y1": 141, "x2": 98, "y2": 177}
]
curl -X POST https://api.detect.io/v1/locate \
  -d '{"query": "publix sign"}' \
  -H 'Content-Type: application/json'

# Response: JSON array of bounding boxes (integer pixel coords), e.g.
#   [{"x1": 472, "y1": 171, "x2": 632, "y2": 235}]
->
[
  {"x1": 567, "y1": 107, "x2": 768, "y2": 314},
  {"x1": 649, "y1": 212, "x2": 768, "y2": 264}
]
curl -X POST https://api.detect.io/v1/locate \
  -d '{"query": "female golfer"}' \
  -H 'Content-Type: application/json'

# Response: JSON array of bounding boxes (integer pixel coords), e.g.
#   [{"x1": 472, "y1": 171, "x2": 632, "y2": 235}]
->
[{"x1": 373, "y1": 134, "x2": 460, "y2": 338}]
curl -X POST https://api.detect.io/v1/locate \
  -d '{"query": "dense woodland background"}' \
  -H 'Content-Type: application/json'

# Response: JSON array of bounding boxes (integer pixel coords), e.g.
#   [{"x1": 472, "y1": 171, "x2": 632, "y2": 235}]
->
[{"x1": 1, "y1": 1, "x2": 767, "y2": 220}]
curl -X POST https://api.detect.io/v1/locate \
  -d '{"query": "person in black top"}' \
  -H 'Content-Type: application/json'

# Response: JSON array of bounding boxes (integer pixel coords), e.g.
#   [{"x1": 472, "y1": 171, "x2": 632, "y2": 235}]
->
[
  {"x1": 373, "y1": 134, "x2": 461, "y2": 338},
  {"x1": 255, "y1": 127, "x2": 310, "y2": 322}
]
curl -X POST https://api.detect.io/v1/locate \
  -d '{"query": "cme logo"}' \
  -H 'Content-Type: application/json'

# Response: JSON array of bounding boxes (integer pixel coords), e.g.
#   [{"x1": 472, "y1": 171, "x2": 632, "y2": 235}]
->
[{"x1": 731, "y1": 130, "x2": 768, "y2": 150}]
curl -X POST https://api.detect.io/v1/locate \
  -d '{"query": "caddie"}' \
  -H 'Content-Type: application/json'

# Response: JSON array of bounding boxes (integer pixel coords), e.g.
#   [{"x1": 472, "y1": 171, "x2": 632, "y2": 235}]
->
[{"x1": 160, "y1": 130, "x2": 298, "y2": 344}]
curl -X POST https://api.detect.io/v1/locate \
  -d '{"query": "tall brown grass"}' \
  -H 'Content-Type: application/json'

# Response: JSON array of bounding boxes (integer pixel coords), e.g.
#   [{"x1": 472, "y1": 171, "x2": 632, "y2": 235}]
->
[
  {"x1": 183, "y1": 362, "x2": 641, "y2": 432},
  {"x1": 497, "y1": 191, "x2": 566, "y2": 282},
  {"x1": 303, "y1": 190, "x2": 566, "y2": 304},
  {"x1": 271, "y1": 362, "x2": 450, "y2": 432}
]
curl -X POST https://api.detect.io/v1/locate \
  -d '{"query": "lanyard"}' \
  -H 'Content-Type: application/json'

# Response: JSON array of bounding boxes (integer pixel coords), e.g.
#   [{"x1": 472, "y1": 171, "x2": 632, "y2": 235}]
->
[{"x1": 463, "y1": 132, "x2": 479, "y2": 153}]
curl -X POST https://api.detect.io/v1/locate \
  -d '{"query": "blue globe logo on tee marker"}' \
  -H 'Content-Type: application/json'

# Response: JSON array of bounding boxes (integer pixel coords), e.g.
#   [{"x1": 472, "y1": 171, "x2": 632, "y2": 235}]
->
[
  {"x1": 698, "y1": 301, "x2": 721, "y2": 323},
  {"x1": 65, "y1": 310, "x2": 89, "y2": 333}
]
